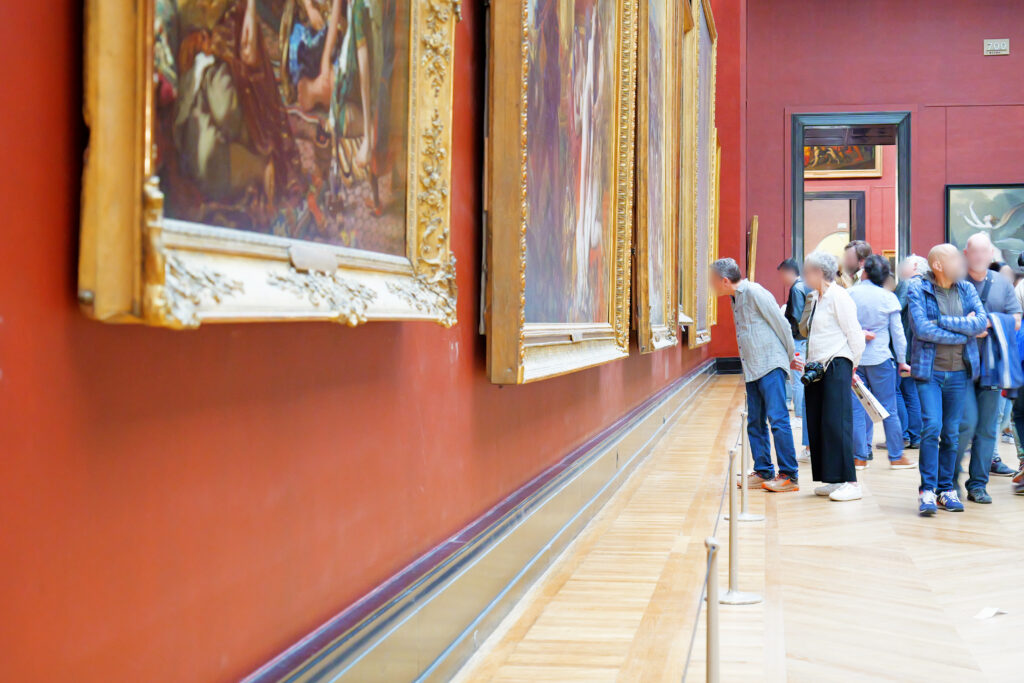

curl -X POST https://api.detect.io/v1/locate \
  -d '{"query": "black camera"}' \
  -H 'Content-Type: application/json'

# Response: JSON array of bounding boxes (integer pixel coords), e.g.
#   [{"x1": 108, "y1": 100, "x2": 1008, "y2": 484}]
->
[{"x1": 801, "y1": 361, "x2": 826, "y2": 386}]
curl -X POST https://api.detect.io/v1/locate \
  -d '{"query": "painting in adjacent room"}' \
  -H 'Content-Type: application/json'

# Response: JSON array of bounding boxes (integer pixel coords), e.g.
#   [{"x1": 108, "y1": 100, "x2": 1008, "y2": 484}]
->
[
  {"x1": 803, "y1": 145, "x2": 882, "y2": 179},
  {"x1": 947, "y1": 184, "x2": 1024, "y2": 262}
]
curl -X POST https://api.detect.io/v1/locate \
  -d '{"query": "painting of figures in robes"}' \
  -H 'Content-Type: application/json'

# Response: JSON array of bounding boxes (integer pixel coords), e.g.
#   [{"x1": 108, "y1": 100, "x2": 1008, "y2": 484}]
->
[
  {"x1": 152, "y1": 0, "x2": 410, "y2": 255},
  {"x1": 523, "y1": 0, "x2": 619, "y2": 323}
]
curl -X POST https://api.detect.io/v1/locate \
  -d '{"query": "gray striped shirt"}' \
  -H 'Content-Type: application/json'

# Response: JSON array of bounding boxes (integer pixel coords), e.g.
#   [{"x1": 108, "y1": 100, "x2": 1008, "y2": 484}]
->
[{"x1": 730, "y1": 280, "x2": 796, "y2": 382}]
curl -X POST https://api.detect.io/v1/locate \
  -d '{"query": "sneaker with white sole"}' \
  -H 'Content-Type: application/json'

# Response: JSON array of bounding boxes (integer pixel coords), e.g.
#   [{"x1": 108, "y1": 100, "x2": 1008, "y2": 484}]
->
[
  {"x1": 937, "y1": 489, "x2": 965, "y2": 512},
  {"x1": 919, "y1": 490, "x2": 937, "y2": 516},
  {"x1": 815, "y1": 483, "x2": 842, "y2": 497},
  {"x1": 829, "y1": 482, "x2": 863, "y2": 501},
  {"x1": 797, "y1": 447, "x2": 811, "y2": 463}
]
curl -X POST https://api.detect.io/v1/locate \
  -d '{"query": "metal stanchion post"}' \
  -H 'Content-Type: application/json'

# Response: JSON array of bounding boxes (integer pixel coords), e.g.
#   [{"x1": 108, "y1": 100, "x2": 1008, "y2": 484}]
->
[
  {"x1": 704, "y1": 537, "x2": 720, "y2": 683},
  {"x1": 720, "y1": 448, "x2": 763, "y2": 605},
  {"x1": 737, "y1": 403, "x2": 765, "y2": 523}
]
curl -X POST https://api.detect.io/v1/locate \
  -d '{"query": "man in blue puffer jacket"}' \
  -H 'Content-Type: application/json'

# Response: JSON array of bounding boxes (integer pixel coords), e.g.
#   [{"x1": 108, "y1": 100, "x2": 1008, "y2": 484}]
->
[{"x1": 907, "y1": 244, "x2": 987, "y2": 516}]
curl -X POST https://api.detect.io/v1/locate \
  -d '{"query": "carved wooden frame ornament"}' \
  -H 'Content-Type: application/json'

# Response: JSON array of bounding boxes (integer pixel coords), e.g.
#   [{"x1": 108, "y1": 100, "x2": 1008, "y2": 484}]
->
[
  {"x1": 485, "y1": 0, "x2": 639, "y2": 384},
  {"x1": 79, "y1": 0, "x2": 460, "y2": 329}
]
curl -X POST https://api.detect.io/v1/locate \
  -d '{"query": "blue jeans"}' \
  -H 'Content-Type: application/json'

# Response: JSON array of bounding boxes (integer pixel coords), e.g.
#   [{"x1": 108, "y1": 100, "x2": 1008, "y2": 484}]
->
[
  {"x1": 788, "y1": 339, "x2": 809, "y2": 446},
  {"x1": 917, "y1": 370, "x2": 968, "y2": 493},
  {"x1": 746, "y1": 368, "x2": 799, "y2": 480},
  {"x1": 956, "y1": 383, "x2": 1001, "y2": 492},
  {"x1": 896, "y1": 375, "x2": 922, "y2": 446},
  {"x1": 853, "y1": 360, "x2": 904, "y2": 461}
]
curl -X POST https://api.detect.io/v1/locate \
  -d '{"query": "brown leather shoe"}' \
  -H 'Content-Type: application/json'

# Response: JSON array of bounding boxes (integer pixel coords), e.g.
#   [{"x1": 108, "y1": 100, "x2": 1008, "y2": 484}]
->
[
  {"x1": 854, "y1": 459, "x2": 869, "y2": 470},
  {"x1": 737, "y1": 471, "x2": 767, "y2": 489},
  {"x1": 762, "y1": 474, "x2": 799, "y2": 492},
  {"x1": 889, "y1": 456, "x2": 917, "y2": 470}
]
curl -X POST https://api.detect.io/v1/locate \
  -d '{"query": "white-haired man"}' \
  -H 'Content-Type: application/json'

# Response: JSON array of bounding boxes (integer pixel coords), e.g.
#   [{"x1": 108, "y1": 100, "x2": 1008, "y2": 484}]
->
[
  {"x1": 957, "y1": 232, "x2": 1023, "y2": 503},
  {"x1": 893, "y1": 255, "x2": 930, "y2": 450},
  {"x1": 710, "y1": 258, "x2": 801, "y2": 493}
]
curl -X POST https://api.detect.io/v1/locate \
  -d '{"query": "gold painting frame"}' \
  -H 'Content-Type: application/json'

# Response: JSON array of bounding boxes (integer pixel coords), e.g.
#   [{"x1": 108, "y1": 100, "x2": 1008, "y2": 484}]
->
[
  {"x1": 748, "y1": 215, "x2": 759, "y2": 282},
  {"x1": 679, "y1": 0, "x2": 716, "y2": 348},
  {"x1": 485, "y1": 0, "x2": 639, "y2": 384},
  {"x1": 79, "y1": 0, "x2": 460, "y2": 329},
  {"x1": 709, "y1": 134, "x2": 721, "y2": 325},
  {"x1": 635, "y1": 0, "x2": 680, "y2": 353}
]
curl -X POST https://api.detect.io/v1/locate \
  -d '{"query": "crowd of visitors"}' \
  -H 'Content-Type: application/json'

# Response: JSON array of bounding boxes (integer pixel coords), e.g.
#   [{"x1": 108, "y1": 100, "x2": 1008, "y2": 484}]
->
[{"x1": 711, "y1": 233, "x2": 1024, "y2": 515}]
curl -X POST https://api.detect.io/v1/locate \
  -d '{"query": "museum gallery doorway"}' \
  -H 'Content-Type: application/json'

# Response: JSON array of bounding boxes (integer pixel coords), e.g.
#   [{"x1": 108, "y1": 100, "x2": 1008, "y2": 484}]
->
[{"x1": 792, "y1": 112, "x2": 910, "y2": 267}]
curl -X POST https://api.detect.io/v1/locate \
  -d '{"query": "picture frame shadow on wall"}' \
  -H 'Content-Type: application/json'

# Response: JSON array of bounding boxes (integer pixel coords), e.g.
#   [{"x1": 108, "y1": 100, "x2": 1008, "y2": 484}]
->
[
  {"x1": 945, "y1": 184, "x2": 1024, "y2": 262},
  {"x1": 678, "y1": 0, "x2": 717, "y2": 349},
  {"x1": 634, "y1": 0, "x2": 685, "y2": 353},
  {"x1": 79, "y1": 0, "x2": 460, "y2": 329},
  {"x1": 485, "y1": 0, "x2": 639, "y2": 383}
]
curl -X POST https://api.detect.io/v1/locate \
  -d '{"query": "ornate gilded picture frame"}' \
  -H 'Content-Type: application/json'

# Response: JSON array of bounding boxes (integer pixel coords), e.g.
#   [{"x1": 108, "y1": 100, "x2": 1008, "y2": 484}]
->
[
  {"x1": 634, "y1": 0, "x2": 679, "y2": 354},
  {"x1": 709, "y1": 134, "x2": 721, "y2": 325},
  {"x1": 679, "y1": 0, "x2": 716, "y2": 348},
  {"x1": 79, "y1": 0, "x2": 460, "y2": 329},
  {"x1": 485, "y1": 0, "x2": 638, "y2": 384}
]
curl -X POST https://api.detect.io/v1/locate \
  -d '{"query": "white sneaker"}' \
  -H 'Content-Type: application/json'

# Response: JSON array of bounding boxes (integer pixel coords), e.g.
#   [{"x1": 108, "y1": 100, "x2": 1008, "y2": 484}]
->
[
  {"x1": 828, "y1": 482, "x2": 863, "y2": 501},
  {"x1": 815, "y1": 483, "x2": 842, "y2": 497},
  {"x1": 797, "y1": 447, "x2": 811, "y2": 463}
]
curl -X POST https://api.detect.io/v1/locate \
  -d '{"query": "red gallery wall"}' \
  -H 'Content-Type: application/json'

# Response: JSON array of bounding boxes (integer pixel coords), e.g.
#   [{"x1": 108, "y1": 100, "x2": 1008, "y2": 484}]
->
[
  {"x1": 747, "y1": 0, "x2": 1024, "y2": 300},
  {"x1": 0, "y1": 2, "x2": 731, "y2": 681}
]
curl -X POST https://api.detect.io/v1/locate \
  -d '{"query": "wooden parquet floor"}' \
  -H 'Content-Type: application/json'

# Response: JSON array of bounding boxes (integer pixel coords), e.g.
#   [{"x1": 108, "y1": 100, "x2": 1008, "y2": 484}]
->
[{"x1": 453, "y1": 375, "x2": 1024, "y2": 682}]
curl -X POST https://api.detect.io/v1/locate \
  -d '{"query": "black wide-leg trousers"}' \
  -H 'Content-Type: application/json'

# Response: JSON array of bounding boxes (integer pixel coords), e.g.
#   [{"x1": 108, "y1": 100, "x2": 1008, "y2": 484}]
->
[{"x1": 805, "y1": 356, "x2": 857, "y2": 484}]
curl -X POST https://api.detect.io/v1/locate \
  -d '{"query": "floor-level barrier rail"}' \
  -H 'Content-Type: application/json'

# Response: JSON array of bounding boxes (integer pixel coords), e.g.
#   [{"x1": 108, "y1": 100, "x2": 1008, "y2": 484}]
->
[
  {"x1": 682, "y1": 406, "x2": 766, "y2": 681},
  {"x1": 704, "y1": 537, "x2": 720, "y2": 683},
  {"x1": 720, "y1": 446, "x2": 764, "y2": 605}
]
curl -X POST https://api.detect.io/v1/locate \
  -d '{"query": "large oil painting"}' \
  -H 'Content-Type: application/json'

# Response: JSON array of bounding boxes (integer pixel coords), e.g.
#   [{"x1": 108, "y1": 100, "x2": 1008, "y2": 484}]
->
[
  {"x1": 80, "y1": 0, "x2": 458, "y2": 328},
  {"x1": 635, "y1": 0, "x2": 678, "y2": 352},
  {"x1": 946, "y1": 184, "x2": 1024, "y2": 261},
  {"x1": 486, "y1": 0, "x2": 636, "y2": 383},
  {"x1": 524, "y1": 0, "x2": 619, "y2": 324},
  {"x1": 154, "y1": 0, "x2": 409, "y2": 255},
  {"x1": 681, "y1": 0, "x2": 715, "y2": 348},
  {"x1": 804, "y1": 145, "x2": 882, "y2": 179},
  {"x1": 644, "y1": 0, "x2": 667, "y2": 326}
]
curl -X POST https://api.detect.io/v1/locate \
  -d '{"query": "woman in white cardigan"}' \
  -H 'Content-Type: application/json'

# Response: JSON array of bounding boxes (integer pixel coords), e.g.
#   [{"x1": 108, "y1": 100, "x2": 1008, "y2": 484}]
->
[{"x1": 797, "y1": 251, "x2": 866, "y2": 502}]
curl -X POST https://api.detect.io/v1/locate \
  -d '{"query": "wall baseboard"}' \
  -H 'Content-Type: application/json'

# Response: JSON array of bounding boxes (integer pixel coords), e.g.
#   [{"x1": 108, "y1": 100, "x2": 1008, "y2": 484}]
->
[
  {"x1": 715, "y1": 356, "x2": 743, "y2": 375},
  {"x1": 245, "y1": 359, "x2": 717, "y2": 683}
]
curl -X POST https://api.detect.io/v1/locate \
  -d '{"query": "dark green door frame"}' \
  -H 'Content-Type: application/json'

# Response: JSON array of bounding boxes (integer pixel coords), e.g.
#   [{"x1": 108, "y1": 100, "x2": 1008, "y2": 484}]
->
[{"x1": 791, "y1": 111, "x2": 911, "y2": 262}]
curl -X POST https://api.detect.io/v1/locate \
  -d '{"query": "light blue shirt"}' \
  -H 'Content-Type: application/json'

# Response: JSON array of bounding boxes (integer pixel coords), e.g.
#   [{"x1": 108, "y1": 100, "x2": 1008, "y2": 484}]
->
[{"x1": 849, "y1": 280, "x2": 907, "y2": 366}]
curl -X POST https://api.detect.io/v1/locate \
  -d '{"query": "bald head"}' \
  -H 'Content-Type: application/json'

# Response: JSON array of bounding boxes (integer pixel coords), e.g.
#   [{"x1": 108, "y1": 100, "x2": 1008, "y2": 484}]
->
[
  {"x1": 928, "y1": 243, "x2": 965, "y2": 286},
  {"x1": 965, "y1": 231, "x2": 995, "y2": 277}
]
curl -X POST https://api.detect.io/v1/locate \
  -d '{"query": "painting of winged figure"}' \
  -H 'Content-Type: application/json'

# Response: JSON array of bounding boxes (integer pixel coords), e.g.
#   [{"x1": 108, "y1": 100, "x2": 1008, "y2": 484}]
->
[
  {"x1": 947, "y1": 185, "x2": 1024, "y2": 262},
  {"x1": 152, "y1": 0, "x2": 409, "y2": 256},
  {"x1": 524, "y1": 0, "x2": 619, "y2": 324}
]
